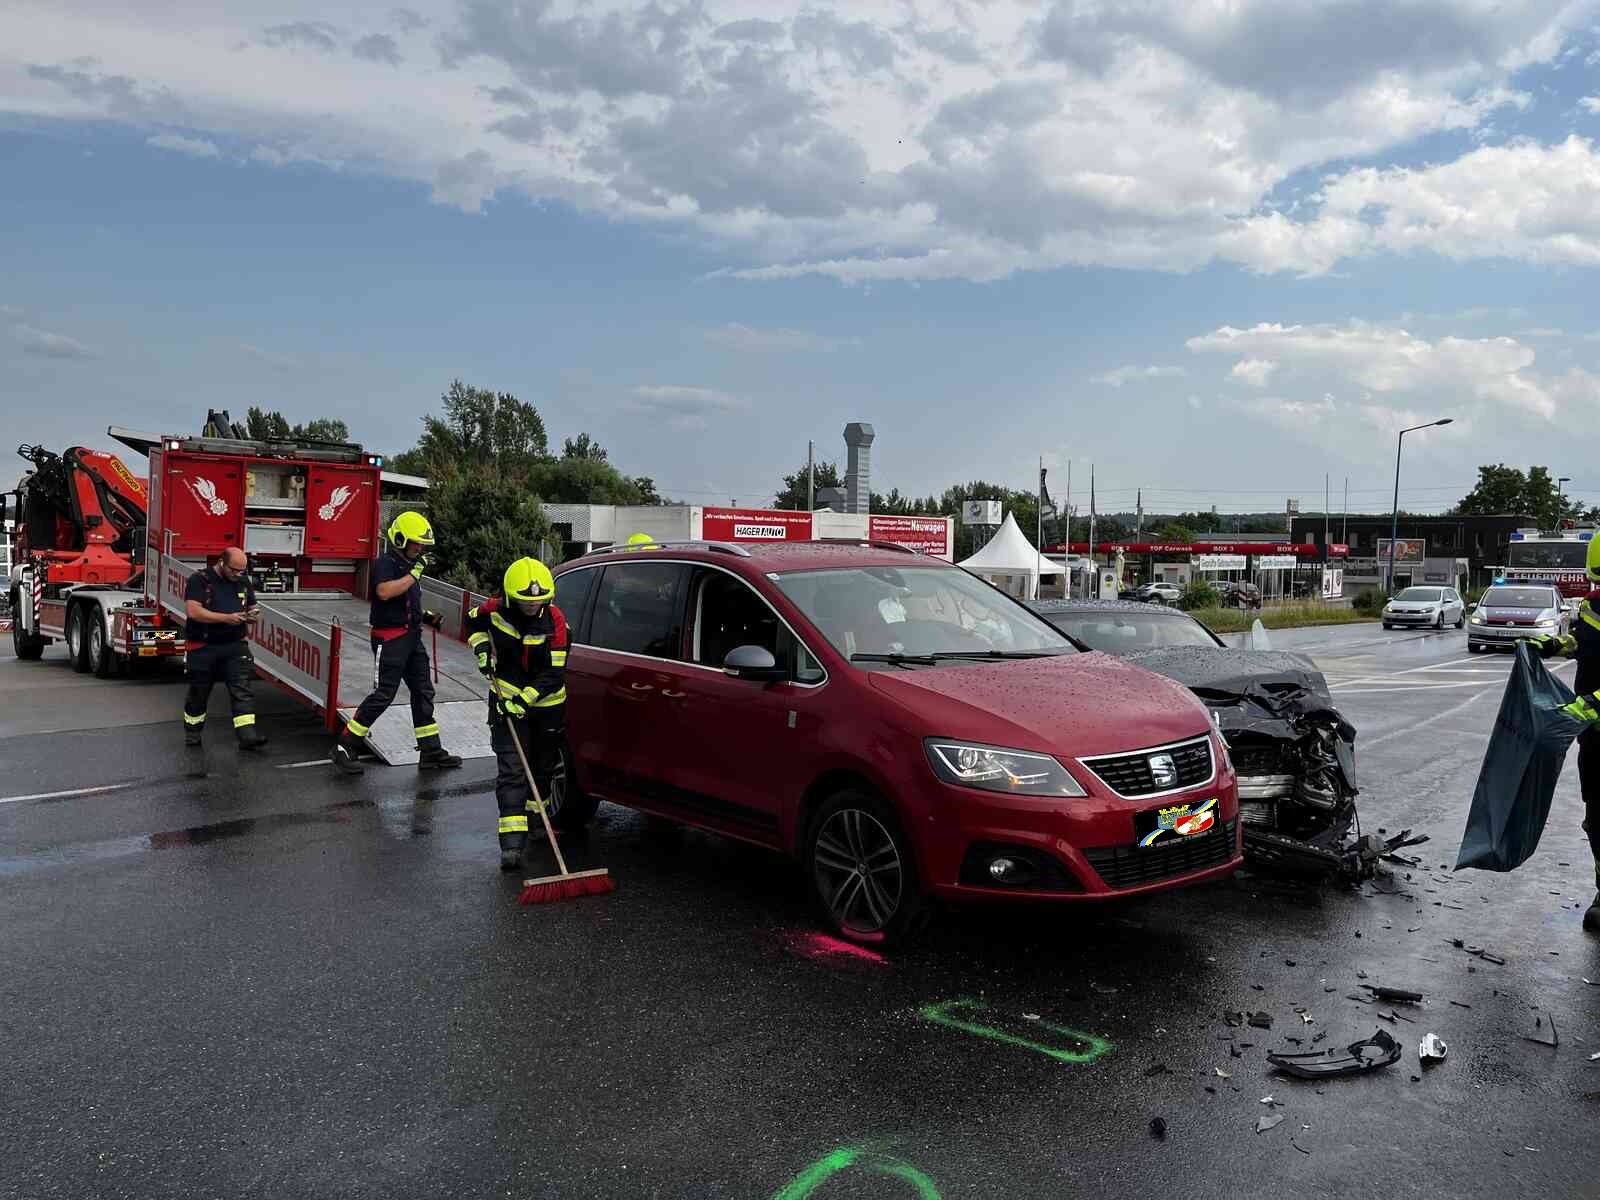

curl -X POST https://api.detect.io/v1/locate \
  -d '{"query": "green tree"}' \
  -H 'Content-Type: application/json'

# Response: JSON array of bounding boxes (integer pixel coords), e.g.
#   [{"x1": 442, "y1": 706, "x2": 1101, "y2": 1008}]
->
[
  {"x1": 777, "y1": 459, "x2": 843, "y2": 510},
  {"x1": 426, "y1": 465, "x2": 559, "y2": 593},
  {"x1": 562, "y1": 433, "x2": 608, "y2": 462},
  {"x1": 525, "y1": 456, "x2": 660, "y2": 506},
  {"x1": 1454, "y1": 464, "x2": 1531, "y2": 516},
  {"x1": 1155, "y1": 522, "x2": 1197, "y2": 543},
  {"x1": 397, "y1": 380, "x2": 549, "y2": 474},
  {"x1": 298, "y1": 417, "x2": 350, "y2": 442},
  {"x1": 242, "y1": 408, "x2": 349, "y2": 443}
]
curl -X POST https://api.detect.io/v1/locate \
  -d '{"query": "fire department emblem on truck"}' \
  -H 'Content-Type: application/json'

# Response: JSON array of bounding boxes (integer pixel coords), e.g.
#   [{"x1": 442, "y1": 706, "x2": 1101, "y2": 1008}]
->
[
  {"x1": 318, "y1": 485, "x2": 356, "y2": 522},
  {"x1": 187, "y1": 476, "x2": 229, "y2": 516}
]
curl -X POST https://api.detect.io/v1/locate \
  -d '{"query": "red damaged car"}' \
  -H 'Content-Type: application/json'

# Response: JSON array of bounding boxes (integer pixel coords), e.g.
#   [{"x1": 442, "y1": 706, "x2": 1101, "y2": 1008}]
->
[{"x1": 548, "y1": 541, "x2": 1241, "y2": 944}]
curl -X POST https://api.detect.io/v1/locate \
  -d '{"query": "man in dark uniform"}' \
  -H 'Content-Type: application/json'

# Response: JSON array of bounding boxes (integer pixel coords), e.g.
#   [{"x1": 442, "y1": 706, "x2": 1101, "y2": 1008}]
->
[
  {"x1": 182, "y1": 546, "x2": 267, "y2": 750},
  {"x1": 330, "y1": 511, "x2": 462, "y2": 774},
  {"x1": 465, "y1": 557, "x2": 567, "y2": 871},
  {"x1": 1534, "y1": 535, "x2": 1600, "y2": 933}
]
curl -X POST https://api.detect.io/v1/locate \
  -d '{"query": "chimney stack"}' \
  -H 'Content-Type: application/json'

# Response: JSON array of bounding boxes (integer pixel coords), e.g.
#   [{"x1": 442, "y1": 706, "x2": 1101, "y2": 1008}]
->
[{"x1": 843, "y1": 422, "x2": 874, "y2": 515}]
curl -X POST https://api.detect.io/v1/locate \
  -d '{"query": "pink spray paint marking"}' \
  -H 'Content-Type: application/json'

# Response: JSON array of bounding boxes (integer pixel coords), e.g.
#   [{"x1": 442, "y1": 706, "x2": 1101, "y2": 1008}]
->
[{"x1": 782, "y1": 929, "x2": 890, "y2": 968}]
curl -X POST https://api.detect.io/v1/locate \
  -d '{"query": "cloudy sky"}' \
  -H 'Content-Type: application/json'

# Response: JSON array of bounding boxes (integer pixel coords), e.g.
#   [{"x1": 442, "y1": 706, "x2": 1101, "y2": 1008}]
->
[{"x1": 6, "y1": 1, "x2": 1600, "y2": 515}]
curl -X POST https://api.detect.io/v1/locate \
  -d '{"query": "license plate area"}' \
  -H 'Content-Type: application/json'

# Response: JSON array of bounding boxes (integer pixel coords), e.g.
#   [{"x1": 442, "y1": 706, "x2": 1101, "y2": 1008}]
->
[{"x1": 1136, "y1": 798, "x2": 1218, "y2": 848}]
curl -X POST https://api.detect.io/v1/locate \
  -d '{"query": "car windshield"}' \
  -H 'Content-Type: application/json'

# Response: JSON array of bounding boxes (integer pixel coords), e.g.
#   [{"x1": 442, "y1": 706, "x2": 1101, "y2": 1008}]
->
[
  {"x1": 1482, "y1": 588, "x2": 1558, "y2": 609},
  {"x1": 1395, "y1": 588, "x2": 1443, "y2": 602},
  {"x1": 1038, "y1": 609, "x2": 1221, "y2": 653},
  {"x1": 770, "y1": 566, "x2": 1075, "y2": 662}
]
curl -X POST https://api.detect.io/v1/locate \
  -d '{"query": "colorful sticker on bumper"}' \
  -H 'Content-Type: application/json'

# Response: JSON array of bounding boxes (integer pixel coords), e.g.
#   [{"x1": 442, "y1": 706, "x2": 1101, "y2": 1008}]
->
[{"x1": 1137, "y1": 797, "x2": 1218, "y2": 848}]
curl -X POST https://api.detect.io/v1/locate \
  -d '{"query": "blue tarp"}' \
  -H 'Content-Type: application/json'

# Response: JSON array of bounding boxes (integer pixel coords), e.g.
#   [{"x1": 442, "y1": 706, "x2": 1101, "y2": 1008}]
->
[{"x1": 1456, "y1": 641, "x2": 1586, "y2": 872}]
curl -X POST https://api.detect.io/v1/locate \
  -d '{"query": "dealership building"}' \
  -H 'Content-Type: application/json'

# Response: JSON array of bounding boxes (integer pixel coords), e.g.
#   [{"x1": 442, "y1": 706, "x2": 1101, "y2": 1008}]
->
[{"x1": 1290, "y1": 513, "x2": 1533, "y2": 592}]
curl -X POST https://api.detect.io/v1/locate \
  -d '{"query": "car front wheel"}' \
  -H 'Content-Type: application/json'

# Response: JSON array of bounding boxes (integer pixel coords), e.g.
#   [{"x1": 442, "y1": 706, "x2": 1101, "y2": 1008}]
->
[{"x1": 805, "y1": 789, "x2": 929, "y2": 947}]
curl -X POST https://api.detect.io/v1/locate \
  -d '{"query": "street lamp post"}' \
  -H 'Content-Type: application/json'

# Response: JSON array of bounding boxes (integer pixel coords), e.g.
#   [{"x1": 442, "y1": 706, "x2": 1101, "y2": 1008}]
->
[{"x1": 1387, "y1": 418, "x2": 1454, "y2": 593}]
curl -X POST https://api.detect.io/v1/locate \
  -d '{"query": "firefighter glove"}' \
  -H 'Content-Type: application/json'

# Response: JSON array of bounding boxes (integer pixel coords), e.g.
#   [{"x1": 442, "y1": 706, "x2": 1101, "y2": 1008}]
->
[
  {"x1": 423, "y1": 609, "x2": 444, "y2": 630},
  {"x1": 476, "y1": 651, "x2": 492, "y2": 676},
  {"x1": 1560, "y1": 693, "x2": 1600, "y2": 724},
  {"x1": 499, "y1": 696, "x2": 527, "y2": 718},
  {"x1": 410, "y1": 555, "x2": 429, "y2": 579}
]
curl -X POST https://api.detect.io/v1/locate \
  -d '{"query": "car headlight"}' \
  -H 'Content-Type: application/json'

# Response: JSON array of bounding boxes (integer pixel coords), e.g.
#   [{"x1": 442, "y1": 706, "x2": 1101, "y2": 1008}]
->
[
  {"x1": 925, "y1": 740, "x2": 1087, "y2": 797},
  {"x1": 1469, "y1": 615, "x2": 1485, "y2": 625},
  {"x1": 1536, "y1": 618, "x2": 1556, "y2": 628}
]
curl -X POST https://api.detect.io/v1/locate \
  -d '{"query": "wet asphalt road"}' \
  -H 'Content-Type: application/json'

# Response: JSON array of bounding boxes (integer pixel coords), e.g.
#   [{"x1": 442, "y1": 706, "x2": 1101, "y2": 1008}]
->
[{"x1": 3, "y1": 624, "x2": 1598, "y2": 1200}]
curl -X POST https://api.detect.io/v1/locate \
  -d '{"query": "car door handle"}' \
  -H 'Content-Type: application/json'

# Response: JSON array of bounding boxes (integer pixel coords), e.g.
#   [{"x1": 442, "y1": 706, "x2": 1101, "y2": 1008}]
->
[
  {"x1": 661, "y1": 689, "x2": 686, "y2": 699},
  {"x1": 630, "y1": 682, "x2": 654, "y2": 692}
]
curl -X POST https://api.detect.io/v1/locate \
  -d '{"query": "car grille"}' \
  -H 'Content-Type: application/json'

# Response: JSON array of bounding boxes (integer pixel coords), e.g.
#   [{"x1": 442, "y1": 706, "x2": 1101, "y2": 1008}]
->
[
  {"x1": 1083, "y1": 738, "x2": 1212, "y2": 797},
  {"x1": 1084, "y1": 820, "x2": 1237, "y2": 889},
  {"x1": 1229, "y1": 741, "x2": 1288, "y2": 777}
]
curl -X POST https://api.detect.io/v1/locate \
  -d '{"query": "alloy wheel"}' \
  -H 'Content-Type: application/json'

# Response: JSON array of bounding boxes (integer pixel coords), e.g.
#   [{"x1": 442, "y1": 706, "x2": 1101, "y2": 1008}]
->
[{"x1": 812, "y1": 808, "x2": 904, "y2": 935}]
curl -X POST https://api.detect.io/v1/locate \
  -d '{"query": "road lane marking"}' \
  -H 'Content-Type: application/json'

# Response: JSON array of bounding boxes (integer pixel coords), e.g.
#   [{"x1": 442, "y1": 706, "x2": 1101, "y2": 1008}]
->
[
  {"x1": 0, "y1": 782, "x2": 135, "y2": 805},
  {"x1": 1363, "y1": 691, "x2": 1491, "y2": 750},
  {"x1": 276, "y1": 759, "x2": 330, "y2": 770}
]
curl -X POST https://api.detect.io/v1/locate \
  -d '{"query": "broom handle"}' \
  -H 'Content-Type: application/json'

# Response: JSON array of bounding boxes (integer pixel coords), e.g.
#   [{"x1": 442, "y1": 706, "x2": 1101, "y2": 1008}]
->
[{"x1": 493, "y1": 674, "x2": 572, "y2": 878}]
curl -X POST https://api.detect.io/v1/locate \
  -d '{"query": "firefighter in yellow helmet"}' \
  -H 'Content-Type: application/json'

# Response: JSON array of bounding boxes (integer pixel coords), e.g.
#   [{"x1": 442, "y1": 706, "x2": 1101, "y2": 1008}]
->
[
  {"x1": 626, "y1": 532, "x2": 657, "y2": 551},
  {"x1": 1533, "y1": 533, "x2": 1600, "y2": 932},
  {"x1": 465, "y1": 557, "x2": 569, "y2": 871},
  {"x1": 331, "y1": 511, "x2": 462, "y2": 774}
]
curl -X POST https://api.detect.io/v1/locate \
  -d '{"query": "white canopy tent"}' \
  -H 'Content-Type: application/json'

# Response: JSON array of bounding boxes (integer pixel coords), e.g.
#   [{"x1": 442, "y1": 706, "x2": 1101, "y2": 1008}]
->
[{"x1": 958, "y1": 512, "x2": 1064, "y2": 599}]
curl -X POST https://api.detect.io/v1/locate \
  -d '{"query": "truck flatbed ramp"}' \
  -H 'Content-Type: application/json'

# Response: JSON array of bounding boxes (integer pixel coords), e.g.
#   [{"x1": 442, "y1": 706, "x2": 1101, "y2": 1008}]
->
[{"x1": 256, "y1": 593, "x2": 494, "y2": 765}]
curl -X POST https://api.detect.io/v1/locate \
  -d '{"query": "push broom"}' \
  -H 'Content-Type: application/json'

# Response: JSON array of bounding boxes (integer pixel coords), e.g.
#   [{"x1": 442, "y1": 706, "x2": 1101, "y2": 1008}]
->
[{"x1": 490, "y1": 682, "x2": 614, "y2": 905}]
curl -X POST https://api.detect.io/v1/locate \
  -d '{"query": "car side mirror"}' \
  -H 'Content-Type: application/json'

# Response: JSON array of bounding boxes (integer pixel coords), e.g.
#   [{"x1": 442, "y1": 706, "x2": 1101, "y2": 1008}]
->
[
  {"x1": 723, "y1": 644, "x2": 785, "y2": 682},
  {"x1": 1467, "y1": 603, "x2": 1477, "y2": 613}
]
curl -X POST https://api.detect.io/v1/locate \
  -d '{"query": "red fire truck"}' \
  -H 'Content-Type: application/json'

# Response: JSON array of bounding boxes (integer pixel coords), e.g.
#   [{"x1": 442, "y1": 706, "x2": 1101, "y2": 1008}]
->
[
  {"x1": 8, "y1": 413, "x2": 489, "y2": 764},
  {"x1": 1498, "y1": 528, "x2": 1595, "y2": 599}
]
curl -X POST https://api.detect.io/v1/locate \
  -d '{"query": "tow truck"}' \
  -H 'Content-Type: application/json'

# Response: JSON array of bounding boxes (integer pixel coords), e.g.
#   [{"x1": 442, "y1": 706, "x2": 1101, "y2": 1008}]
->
[{"x1": 7, "y1": 414, "x2": 492, "y2": 764}]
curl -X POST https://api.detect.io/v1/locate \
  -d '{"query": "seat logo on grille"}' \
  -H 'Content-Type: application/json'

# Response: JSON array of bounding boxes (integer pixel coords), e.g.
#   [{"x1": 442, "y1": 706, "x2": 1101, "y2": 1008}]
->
[{"x1": 1148, "y1": 753, "x2": 1177, "y2": 788}]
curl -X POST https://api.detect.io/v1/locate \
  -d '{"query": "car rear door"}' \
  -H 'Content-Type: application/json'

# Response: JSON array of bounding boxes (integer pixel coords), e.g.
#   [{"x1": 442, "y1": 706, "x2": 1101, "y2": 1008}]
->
[
  {"x1": 656, "y1": 566, "x2": 828, "y2": 844},
  {"x1": 572, "y1": 560, "x2": 692, "y2": 806}
]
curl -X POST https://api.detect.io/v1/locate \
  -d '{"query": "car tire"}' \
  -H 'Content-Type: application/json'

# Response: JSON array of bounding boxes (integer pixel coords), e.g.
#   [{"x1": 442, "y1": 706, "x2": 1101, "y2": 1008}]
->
[
  {"x1": 66, "y1": 604, "x2": 91, "y2": 673},
  {"x1": 87, "y1": 609, "x2": 116, "y2": 678},
  {"x1": 1455, "y1": 613, "x2": 1465, "y2": 629},
  {"x1": 805, "y1": 788, "x2": 930, "y2": 947},
  {"x1": 10, "y1": 592, "x2": 45, "y2": 661},
  {"x1": 548, "y1": 738, "x2": 599, "y2": 832},
  {"x1": 1467, "y1": 642, "x2": 1481, "y2": 654}
]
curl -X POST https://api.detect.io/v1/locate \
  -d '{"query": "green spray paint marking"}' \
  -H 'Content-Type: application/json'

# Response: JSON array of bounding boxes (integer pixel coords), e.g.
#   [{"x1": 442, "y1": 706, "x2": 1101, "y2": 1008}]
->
[
  {"x1": 918, "y1": 999, "x2": 1112, "y2": 1065},
  {"x1": 771, "y1": 1145, "x2": 941, "y2": 1200}
]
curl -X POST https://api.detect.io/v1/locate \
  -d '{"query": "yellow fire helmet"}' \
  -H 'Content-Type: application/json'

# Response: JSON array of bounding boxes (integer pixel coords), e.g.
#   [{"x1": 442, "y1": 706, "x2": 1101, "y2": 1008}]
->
[
  {"x1": 504, "y1": 557, "x2": 556, "y2": 603},
  {"x1": 1586, "y1": 534, "x2": 1600, "y2": 584},
  {"x1": 388, "y1": 511, "x2": 435, "y2": 549},
  {"x1": 626, "y1": 532, "x2": 657, "y2": 550}
]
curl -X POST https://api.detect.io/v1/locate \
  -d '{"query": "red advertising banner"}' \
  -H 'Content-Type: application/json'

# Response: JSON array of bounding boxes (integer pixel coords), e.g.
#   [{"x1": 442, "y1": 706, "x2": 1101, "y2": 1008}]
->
[
  {"x1": 868, "y1": 515, "x2": 952, "y2": 558},
  {"x1": 1052, "y1": 541, "x2": 1347, "y2": 558},
  {"x1": 701, "y1": 507, "x2": 815, "y2": 542}
]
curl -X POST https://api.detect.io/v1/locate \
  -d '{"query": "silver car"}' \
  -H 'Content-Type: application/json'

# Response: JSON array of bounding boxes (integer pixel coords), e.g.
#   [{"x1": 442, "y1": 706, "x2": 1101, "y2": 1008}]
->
[
  {"x1": 1467, "y1": 584, "x2": 1570, "y2": 653},
  {"x1": 1381, "y1": 586, "x2": 1466, "y2": 630}
]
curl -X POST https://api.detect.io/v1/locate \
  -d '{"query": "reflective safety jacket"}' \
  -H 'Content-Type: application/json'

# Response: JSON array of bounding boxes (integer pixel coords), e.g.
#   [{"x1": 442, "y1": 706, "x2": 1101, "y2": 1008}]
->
[
  {"x1": 465, "y1": 596, "x2": 568, "y2": 712},
  {"x1": 1546, "y1": 596, "x2": 1600, "y2": 697}
]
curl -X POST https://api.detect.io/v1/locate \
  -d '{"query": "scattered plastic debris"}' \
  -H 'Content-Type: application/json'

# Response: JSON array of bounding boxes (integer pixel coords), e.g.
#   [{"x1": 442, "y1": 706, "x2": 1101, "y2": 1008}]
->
[
  {"x1": 1023, "y1": 1013, "x2": 1041, "y2": 1021},
  {"x1": 1230, "y1": 1044, "x2": 1244, "y2": 1059},
  {"x1": 1259, "y1": 1095, "x2": 1283, "y2": 1107},
  {"x1": 1285, "y1": 959, "x2": 1296, "y2": 966},
  {"x1": 1419, "y1": 1034, "x2": 1448, "y2": 1064},
  {"x1": 1224, "y1": 1011, "x2": 1245, "y2": 1028},
  {"x1": 1268, "y1": 1029, "x2": 1402, "y2": 1079},
  {"x1": 1215, "y1": 1068, "x2": 1232, "y2": 1079},
  {"x1": 1588, "y1": 1051, "x2": 1600, "y2": 1062},
  {"x1": 1312, "y1": 1031, "x2": 1328, "y2": 1044},
  {"x1": 1291, "y1": 1139, "x2": 1311, "y2": 1156},
  {"x1": 1524, "y1": 1012, "x2": 1560, "y2": 1049},
  {"x1": 1149, "y1": 1117, "x2": 1168, "y2": 1140},
  {"x1": 1249, "y1": 1012, "x2": 1274, "y2": 1030},
  {"x1": 1143, "y1": 1063, "x2": 1171, "y2": 1078},
  {"x1": 1450, "y1": 1000, "x2": 1473, "y2": 1010},
  {"x1": 1363, "y1": 985, "x2": 1423, "y2": 1004},
  {"x1": 1256, "y1": 1114, "x2": 1285, "y2": 1134},
  {"x1": 1300, "y1": 1013, "x2": 1315, "y2": 1025}
]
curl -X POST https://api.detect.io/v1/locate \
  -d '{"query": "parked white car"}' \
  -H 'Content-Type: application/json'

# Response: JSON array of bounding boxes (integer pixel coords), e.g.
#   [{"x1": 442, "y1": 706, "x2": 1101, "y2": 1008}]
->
[
  {"x1": 1135, "y1": 581, "x2": 1185, "y2": 606},
  {"x1": 1382, "y1": 586, "x2": 1466, "y2": 630}
]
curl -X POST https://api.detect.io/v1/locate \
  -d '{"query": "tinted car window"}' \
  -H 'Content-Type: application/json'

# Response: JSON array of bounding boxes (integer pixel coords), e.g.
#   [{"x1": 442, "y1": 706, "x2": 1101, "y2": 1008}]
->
[
  {"x1": 1482, "y1": 588, "x2": 1556, "y2": 608},
  {"x1": 553, "y1": 566, "x2": 599, "y2": 641},
  {"x1": 1041, "y1": 610, "x2": 1222, "y2": 652},
  {"x1": 694, "y1": 570, "x2": 780, "y2": 666},
  {"x1": 589, "y1": 563, "x2": 689, "y2": 659},
  {"x1": 772, "y1": 566, "x2": 1074, "y2": 659},
  {"x1": 1395, "y1": 588, "x2": 1443, "y2": 602}
]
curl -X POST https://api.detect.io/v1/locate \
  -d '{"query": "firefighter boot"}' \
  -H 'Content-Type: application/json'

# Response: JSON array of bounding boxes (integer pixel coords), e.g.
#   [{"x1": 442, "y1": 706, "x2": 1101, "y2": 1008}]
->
[
  {"x1": 185, "y1": 725, "x2": 204, "y2": 747},
  {"x1": 417, "y1": 732, "x2": 462, "y2": 770},
  {"x1": 235, "y1": 718, "x2": 268, "y2": 752},
  {"x1": 1585, "y1": 863, "x2": 1600, "y2": 934},
  {"x1": 500, "y1": 848, "x2": 524, "y2": 872},
  {"x1": 330, "y1": 727, "x2": 365, "y2": 775}
]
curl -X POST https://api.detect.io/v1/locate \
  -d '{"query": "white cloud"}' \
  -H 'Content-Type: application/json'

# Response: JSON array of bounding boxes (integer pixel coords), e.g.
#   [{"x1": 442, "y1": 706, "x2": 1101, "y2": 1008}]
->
[
  {"x1": 238, "y1": 342, "x2": 298, "y2": 372},
  {"x1": 1186, "y1": 394, "x2": 1203, "y2": 410},
  {"x1": 704, "y1": 323, "x2": 860, "y2": 353},
  {"x1": 627, "y1": 384, "x2": 746, "y2": 430},
  {"x1": 1581, "y1": 96, "x2": 1600, "y2": 114},
  {"x1": 14, "y1": 324, "x2": 97, "y2": 360},
  {"x1": 146, "y1": 132, "x2": 219, "y2": 158},
  {"x1": 1188, "y1": 319, "x2": 1561, "y2": 419},
  {"x1": 1091, "y1": 364, "x2": 1187, "y2": 387},
  {"x1": 1229, "y1": 358, "x2": 1278, "y2": 387},
  {"x1": 5, "y1": 1, "x2": 1593, "y2": 281}
]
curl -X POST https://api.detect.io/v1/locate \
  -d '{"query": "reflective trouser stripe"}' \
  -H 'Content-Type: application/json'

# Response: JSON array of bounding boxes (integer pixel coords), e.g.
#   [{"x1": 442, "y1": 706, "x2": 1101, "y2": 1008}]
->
[
  {"x1": 346, "y1": 720, "x2": 371, "y2": 737},
  {"x1": 550, "y1": 651, "x2": 567, "y2": 666},
  {"x1": 533, "y1": 688, "x2": 566, "y2": 708},
  {"x1": 233, "y1": 714, "x2": 256, "y2": 728},
  {"x1": 183, "y1": 712, "x2": 206, "y2": 726},
  {"x1": 498, "y1": 815, "x2": 529, "y2": 834},
  {"x1": 415, "y1": 723, "x2": 440, "y2": 738},
  {"x1": 467, "y1": 632, "x2": 491, "y2": 648}
]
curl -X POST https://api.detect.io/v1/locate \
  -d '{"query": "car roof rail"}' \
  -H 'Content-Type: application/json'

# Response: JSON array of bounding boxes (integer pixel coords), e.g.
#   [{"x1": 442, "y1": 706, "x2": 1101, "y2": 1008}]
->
[
  {"x1": 585, "y1": 539, "x2": 752, "y2": 558},
  {"x1": 812, "y1": 538, "x2": 921, "y2": 555}
]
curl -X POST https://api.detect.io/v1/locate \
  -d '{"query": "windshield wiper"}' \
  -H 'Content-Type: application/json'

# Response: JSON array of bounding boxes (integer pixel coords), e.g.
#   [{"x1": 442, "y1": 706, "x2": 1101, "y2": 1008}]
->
[
  {"x1": 850, "y1": 652, "x2": 939, "y2": 666},
  {"x1": 926, "y1": 650, "x2": 1068, "y2": 660}
]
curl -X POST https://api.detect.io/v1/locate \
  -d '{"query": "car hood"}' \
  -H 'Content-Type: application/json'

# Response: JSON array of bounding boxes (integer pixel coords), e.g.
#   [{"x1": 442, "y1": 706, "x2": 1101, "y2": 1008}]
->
[
  {"x1": 1122, "y1": 647, "x2": 1352, "y2": 743},
  {"x1": 1479, "y1": 607, "x2": 1555, "y2": 622},
  {"x1": 867, "y1": 652, "x2": 1211, "y2": 759}
]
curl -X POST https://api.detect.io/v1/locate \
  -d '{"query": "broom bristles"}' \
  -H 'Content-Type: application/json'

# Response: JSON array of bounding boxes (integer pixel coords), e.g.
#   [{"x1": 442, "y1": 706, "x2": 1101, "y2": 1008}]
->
[{"x1": 518, "y1": 868, "x2": 614, "y2": 906}]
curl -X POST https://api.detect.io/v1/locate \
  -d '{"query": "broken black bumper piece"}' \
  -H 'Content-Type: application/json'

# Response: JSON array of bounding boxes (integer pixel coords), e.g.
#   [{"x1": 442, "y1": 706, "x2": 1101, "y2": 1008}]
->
[{"x1": 1267, "y1": 1029, "x2": 1401, "y2": 1079}]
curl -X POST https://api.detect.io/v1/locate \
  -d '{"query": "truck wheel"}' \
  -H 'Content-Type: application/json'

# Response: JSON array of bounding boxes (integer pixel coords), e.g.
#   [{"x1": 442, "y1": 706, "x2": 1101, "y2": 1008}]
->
[
  {"x1": 549, "y1": 739, "x2": 600, "y2": 832},
  {"x1": 66, "y1": 604, "x2": 90, "y2": 673},
  {"x1": 804, "y1": 789, "x2": 930, "y2": 947},
  {"x1": 87, "y1": 609, "x2": 117, "y2": 678},
  {"x1": 10, "y1": 593, "x2": 45, "y2": 661}
]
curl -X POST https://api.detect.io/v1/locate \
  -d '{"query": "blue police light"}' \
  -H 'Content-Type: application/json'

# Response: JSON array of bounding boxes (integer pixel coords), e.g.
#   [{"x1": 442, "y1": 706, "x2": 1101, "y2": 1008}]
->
[
  {"x1": 1493, "y1": 576, "x2": 1506, "y2": 585},
  {"x1": 1581, "y1": 531, "x2": 1594, "y2": 542},
  {"x1": 1510, "y1": 532, "x2": 1524, "y2": 541}
]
